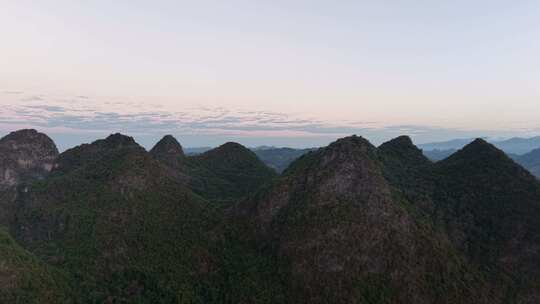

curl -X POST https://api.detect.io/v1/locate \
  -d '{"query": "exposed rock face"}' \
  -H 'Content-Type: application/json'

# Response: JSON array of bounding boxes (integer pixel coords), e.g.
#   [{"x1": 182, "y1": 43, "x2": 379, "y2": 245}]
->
[{"x1": 0, "y1": 129, "x2": 58, "y2": 190}]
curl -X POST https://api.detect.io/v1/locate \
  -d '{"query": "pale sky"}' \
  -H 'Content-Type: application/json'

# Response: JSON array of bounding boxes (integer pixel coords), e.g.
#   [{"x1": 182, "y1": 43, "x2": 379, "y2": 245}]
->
[{"x1": 1, "y1": 1, "x2": 539, "y2": 150}]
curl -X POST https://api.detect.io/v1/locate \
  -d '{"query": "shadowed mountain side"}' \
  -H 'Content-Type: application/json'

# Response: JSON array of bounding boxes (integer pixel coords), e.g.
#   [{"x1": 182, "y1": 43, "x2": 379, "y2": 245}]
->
[
  {"x1": 150, "y1": 136, "x2": 277, "y2": 202},
  {"x1": 431, "y1": 139, "x2": 540, "y2": 301},
  {"x1": 236, "y1": 136, "x2": 494, "y2": 304}
]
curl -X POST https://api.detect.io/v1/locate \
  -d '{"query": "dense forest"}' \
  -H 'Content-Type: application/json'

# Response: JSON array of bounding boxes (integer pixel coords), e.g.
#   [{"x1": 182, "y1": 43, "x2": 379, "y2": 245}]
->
[{"x1": 1, "y1": 129, "x2": 540, "y2": 303}]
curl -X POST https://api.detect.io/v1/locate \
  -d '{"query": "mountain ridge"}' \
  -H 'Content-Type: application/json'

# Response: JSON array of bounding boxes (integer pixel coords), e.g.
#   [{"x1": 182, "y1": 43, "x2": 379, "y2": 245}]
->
[
  {"x1": 420, "y1": 136, "x2": 540, "y2": 155},
  {"x1": 236, "y1": 135, "x2": 496, "y2": 303},
  {"x1": 2, "y1": 129, "x2": 540, "y2": 303},
  {"x1": 150, "y1": 137, "x2": 278, "y2": 202},
  {"x1": 516, "y1": 147, "x2": 540, "y2": 178}
]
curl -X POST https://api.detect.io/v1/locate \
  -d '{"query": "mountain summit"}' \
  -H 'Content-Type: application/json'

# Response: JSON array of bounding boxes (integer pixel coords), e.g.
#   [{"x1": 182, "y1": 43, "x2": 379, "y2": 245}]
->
[
  {"x1": 51, "y1": 133, "x2": 141, "y2": 175},
  {"x1": 186, "y1": 142, "x2": 277, "y2": 201},
  {"x1": 0, "y1": 129, "x2": 58, "y2": 189},
  {"x1": 150, "y1": 134, "x2": 185, "y2": 158}
]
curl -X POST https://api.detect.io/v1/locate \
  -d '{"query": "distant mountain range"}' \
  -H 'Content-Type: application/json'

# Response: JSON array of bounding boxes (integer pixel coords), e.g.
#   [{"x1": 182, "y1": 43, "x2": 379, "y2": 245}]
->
[
  {"x1": 185, "y1": 145, "x2": 316, "y2": 173},
  {"x1": 515, "y1": 148, "x2": 540, "y2": 178},
  {"x1": 251, "y1": 147, "x2": 317, "y2": 173},
  {"x1": 419, "y1": 136, "x2": 540, "y2": 155},
  {"x1": 2, "y1": 129, "x2": 540, "y2": 303},
  {"x1": 184, "y1": 146, "x2": 212, "y2": 155},
  {"x1": 419, "y1": 136, "x2": 540, "y2": 178},
  {"x1": 182, "y1": 136, "x2": 540, "y2": 177}
]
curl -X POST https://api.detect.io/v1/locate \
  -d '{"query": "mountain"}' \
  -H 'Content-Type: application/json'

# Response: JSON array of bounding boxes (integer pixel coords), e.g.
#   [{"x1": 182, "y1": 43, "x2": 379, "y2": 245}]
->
[
  {"x1": 151, "y1": 136, "x2": 278, "y2": 202},
  {"x1": 420, "y1": 136, "x2": 540, "y2": 155},
  {"x1": 3, "y1": 129, "x2": 540, "y2": 303},
  {"x1": 237, "y1": 136, "x2": 494, "y2": 303},
  {"x1": 421, "y1": 145, "x2": 540, "y2": 179},
  {"x1": 419, "y1": 138, "x2": 477, "y2": 151},
  {"x1": 236, "y1": 135, "x2": 540, "y2": 303},
  {"x1": 516, "y1": 148, "x2": 540, "y2": 178},
  {"x1": 378, "y1": 135, "x2": 433, "y2": 203},
  {"x1": 495, "y1": 136, "x2": 540, "y2": 155},
  {"x1": 11, "y1": 133, "x2": 226, "y2": 302},
  {"x1": 149, "y1": 135, "x2": 191, "y2": 183},
  {"x1": 431, "y1": 139, "x2": 540, "y2": 301},
  {"x1": 0, "y1": 129, "x2": 58, "y2": 190},
  {"x1": 0, "y1": 129, "x2": 58, "y2": 228},
  {"x1": 188, "y1": 142, "x2": 277, "y2": 201},
  {"x1": 252, "y1": 147, "x2": 315, "y2": 173},
  {"x1": 149, "y1": 134, "x2": 185, "y2": 159},
  {"x1": 184, "y1": 146, "x2": 315, "y2": 174}
]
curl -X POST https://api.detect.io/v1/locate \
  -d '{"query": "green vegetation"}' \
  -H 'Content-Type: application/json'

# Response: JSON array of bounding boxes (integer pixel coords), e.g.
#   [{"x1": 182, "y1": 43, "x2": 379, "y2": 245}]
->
[
  {"x1": 12, "y1": 134, "x2": 284, "y2": 303},
  {"x1": 2, "y1": 131, "x2": 540, "y2": 303},
  {"x1": 188, "y1": 142, "x2": 277, "y2": 201},
  {"x1": 150, "y1": 137, "x2": 278, "y2": 203},
  {"x1": 431, "y1": 140, "x2": 540, "y2": 291},
  {"x1": 0, "y1": 227, "x2": 73, "y2": 303}
]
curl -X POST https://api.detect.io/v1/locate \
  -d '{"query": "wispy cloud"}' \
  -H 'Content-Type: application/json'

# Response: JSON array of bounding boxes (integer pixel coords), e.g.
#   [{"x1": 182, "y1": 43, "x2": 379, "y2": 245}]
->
[
  {"x1": 1, "y1": 91, "x2": 539, "y2": 150},
  {"x1": 1, "y1": 91, "x2": 375, "y2": 137}
]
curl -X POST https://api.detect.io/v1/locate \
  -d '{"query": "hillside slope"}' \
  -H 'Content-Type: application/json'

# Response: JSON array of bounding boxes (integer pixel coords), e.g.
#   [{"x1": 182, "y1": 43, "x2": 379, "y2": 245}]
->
[
  {"x1": 12, "y1": 134, "x2": 221, "y2": 302},
  {"x1": 0, "y1": 228, "x2": 73, "y2": 303},
  {"x1": 3, "y1": 130, "x2": 540, "y2": 303},
  {"x1": 12, "y1": 133, "x2": 284, "y2": 303},
  {"x1": 237, "y1": 136, "x2": 493, "y2": 304}
]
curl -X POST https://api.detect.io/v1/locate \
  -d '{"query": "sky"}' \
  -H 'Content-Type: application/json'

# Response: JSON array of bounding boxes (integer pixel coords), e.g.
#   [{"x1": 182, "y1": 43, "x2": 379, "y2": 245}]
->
[{"x1": 1, "y1": 1, "x2": 539, "y2": 150}]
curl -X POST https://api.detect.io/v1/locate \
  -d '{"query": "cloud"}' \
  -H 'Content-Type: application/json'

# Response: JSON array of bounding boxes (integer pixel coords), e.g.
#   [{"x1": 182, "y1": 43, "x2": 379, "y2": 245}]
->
[
  {"x1": 1, "y1": 91, "x2": 539, "y2": 150},
  {"x1": 26, "y1": 105, "x2": 66, "y2": 112}
]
